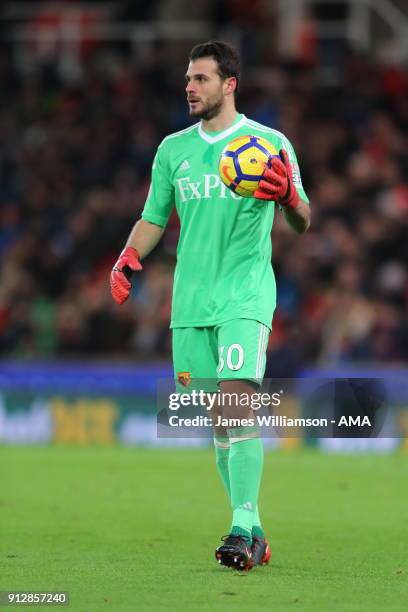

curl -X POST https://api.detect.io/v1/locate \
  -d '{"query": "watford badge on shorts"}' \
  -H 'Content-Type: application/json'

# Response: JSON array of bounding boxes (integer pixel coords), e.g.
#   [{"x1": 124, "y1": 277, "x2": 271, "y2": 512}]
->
[{"x1": 177, "y1": 372, "x2": 191, "y2": 387}]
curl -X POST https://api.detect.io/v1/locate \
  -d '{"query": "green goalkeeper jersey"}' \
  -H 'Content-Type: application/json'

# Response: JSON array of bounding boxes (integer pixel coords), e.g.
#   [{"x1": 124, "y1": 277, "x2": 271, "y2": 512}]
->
[{"x1": 141, "y1": 113, "x2": 309, "y2": 329}]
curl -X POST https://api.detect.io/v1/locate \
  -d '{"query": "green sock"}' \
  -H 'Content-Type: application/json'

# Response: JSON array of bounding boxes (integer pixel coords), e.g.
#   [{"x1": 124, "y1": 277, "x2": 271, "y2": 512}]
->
[
  {"x1": 214, "y1": 435, "x2": 265, "y2": 539},
  {"x1": 214, "y1": 436, "x2": 231, "y2": 498},
  {"x1": 228, "y1": 436, "x2": 264, "y2": 543},
  {"x1": 252, "y1": 506, "x2": 265, "y2": 538}
]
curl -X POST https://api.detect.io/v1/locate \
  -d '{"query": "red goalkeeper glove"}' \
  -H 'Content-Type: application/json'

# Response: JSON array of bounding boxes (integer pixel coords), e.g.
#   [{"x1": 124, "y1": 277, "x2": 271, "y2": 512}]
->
[
  {"x1": 254, "y1": 149, "x2": 301, "y2": 209},
  {"x1": 110, "y1": 246, "x2": 143, "y2": 305}
]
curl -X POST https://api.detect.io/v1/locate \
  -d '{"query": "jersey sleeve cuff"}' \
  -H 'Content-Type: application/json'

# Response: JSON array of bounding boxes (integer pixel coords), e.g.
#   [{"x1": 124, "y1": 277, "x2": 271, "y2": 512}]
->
[
  {"x1": 141, "y1": 210, "x2": 169, "y2": 228},
  {"x1": 295, "y1": 186, "x2": 309, "y2": 204}
]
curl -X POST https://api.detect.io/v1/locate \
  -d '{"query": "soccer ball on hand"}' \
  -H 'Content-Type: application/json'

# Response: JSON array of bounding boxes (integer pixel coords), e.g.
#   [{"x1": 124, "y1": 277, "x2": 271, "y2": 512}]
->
[{"x1": 219, "y1": 135, "x2": 279, "y2": 198}]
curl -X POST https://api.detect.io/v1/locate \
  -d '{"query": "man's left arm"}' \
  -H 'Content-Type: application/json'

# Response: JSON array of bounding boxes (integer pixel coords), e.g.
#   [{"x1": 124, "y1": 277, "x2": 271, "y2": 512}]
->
[
  {"x1": 254, "y1": 148, "x2": 311, "y2": 234},
  {"x1": 282, "y1": 198, "x2": 311, "y2": 234}
]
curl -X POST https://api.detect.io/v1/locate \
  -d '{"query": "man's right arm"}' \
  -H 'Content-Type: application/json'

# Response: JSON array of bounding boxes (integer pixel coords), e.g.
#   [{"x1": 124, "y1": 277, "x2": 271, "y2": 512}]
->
[
  {"x1": 125, "y1": 218, "x2": 165, "y2": 259},
  {"x1": 110, "y1": 219, "x2": 165, "y2": 305}
]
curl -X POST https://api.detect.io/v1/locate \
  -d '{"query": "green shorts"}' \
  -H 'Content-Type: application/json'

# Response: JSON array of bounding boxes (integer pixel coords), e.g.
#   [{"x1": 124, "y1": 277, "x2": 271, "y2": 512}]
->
[{"x1": 172, "y1": 319, "x2": 270, "y2": 391}]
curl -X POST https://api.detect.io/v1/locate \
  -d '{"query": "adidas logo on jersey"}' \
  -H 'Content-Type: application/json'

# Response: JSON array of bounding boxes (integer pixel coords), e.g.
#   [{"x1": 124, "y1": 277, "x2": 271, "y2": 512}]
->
[{"x1": 179, "y1": 159, "x2": 190, "y2": 171}]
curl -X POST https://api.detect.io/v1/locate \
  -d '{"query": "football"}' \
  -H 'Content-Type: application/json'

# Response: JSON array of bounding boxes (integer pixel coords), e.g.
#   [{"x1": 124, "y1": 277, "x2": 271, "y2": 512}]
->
[{"x1": 219, "y1": 135, "x2": 279, "y2": 197}]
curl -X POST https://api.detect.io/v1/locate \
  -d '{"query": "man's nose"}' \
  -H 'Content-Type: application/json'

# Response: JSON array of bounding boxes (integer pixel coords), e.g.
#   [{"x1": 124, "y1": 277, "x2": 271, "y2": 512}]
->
[{"x1": 186, "y1": 81, "x2": 195, "y2": 94}]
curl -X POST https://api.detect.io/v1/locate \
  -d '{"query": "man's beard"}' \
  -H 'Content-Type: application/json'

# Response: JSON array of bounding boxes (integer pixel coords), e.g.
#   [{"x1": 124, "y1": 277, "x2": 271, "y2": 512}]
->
[{"x1": 190, "y1": 97, "x2": 223, "y2": 120}]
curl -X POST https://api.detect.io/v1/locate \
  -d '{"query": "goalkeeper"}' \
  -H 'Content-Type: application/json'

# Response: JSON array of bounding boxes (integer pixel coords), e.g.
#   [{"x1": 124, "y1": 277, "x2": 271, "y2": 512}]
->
[{"x1": 110, "y1": 41, "x2": 311, "y2": 571}]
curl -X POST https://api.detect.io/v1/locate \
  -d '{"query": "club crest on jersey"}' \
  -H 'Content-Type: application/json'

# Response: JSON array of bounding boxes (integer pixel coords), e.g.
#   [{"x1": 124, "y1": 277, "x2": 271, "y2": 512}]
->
[{"x1": 177, "y1": 371, "x2": 191, "y2": 387}]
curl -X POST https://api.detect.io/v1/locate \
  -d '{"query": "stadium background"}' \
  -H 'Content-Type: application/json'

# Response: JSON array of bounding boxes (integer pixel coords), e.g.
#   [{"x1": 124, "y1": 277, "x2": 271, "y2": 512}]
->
[
  {"x1": 1, "y1": 2, "x2": 408, "y2": 610},
  {"x1": 0, "y1": 0, "x2": 406, "y2": 448}
]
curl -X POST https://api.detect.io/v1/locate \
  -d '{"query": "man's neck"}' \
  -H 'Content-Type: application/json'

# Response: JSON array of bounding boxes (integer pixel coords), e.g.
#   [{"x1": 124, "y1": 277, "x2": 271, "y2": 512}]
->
[{"x1": 200, "y1": 106, "x2": 238, "y2": 133}]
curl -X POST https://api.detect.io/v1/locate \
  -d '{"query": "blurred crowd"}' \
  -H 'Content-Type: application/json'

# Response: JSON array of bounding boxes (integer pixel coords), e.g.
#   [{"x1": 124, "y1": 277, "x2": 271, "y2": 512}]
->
[{"x1": 0, "y1": 13, "x2": 407, "y2": 369}]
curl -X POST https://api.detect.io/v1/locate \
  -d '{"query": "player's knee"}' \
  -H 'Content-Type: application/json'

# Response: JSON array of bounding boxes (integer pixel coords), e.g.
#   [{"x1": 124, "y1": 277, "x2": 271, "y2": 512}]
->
[{"x1": 219, "y1": 379, "x2": 258, "y2": 421}]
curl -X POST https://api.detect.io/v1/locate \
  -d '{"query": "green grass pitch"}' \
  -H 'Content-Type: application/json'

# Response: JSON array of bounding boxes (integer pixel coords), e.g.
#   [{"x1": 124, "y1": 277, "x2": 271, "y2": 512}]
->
[{"x1": 1, "y1": 446, "x2": 407, "y2": 611}]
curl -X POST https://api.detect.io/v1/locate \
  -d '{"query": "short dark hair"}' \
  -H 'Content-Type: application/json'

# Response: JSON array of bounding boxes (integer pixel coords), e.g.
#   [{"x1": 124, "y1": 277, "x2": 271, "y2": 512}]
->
[{"x1": 189, "y1": 40, "x2": 241, "y2": 91}]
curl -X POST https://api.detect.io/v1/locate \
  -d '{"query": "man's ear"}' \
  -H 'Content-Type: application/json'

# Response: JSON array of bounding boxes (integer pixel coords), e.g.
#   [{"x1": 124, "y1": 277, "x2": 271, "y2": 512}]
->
[{"x1": 224, "y1": 77, "x2": 237, "y2": 95}]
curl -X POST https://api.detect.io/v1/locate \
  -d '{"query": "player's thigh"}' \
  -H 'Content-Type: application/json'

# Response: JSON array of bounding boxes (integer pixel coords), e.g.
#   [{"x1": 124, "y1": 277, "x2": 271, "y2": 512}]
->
[
  {"x1": 216, "y1": 319, "x2": 270, "y2": 385},
  {"x1": 172, "y1": 327, "x2": 218, "y2": 391}
]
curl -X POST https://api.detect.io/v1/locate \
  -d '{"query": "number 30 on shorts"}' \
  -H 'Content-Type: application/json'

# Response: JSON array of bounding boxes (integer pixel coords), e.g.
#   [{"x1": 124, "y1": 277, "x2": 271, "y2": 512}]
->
[{"x1": 217, "y1": 344, "x2": 244, "y2": 373}]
